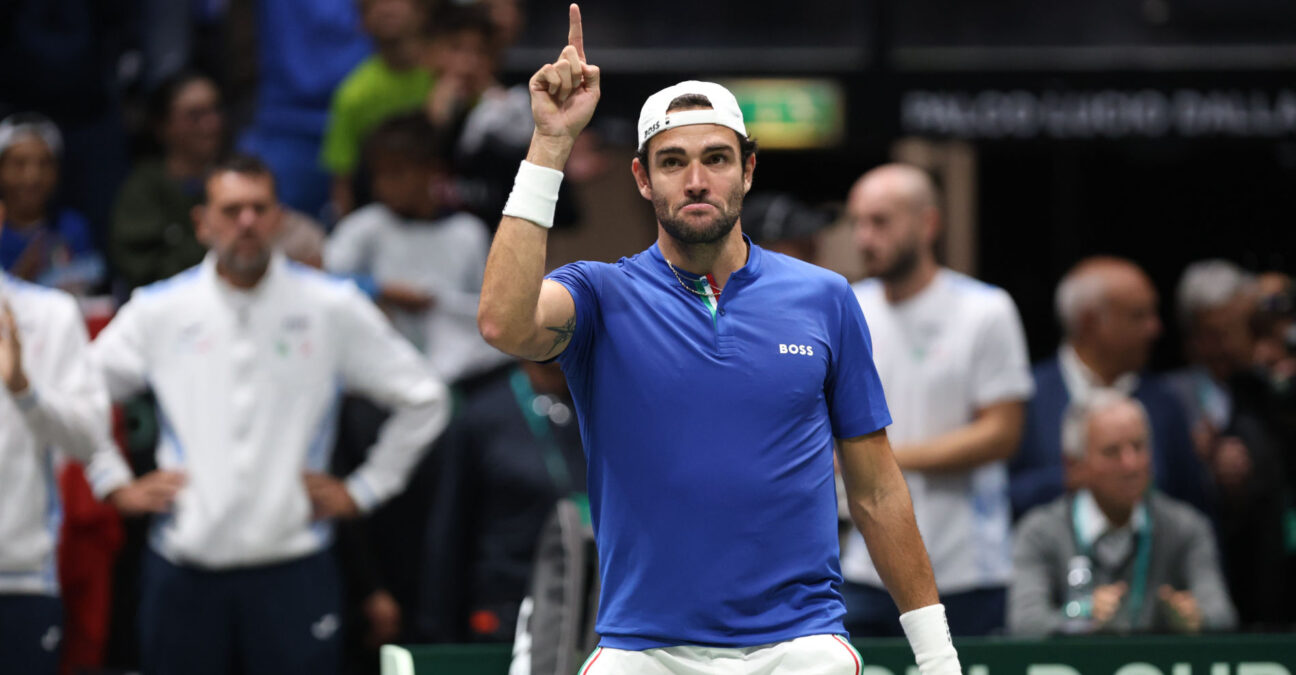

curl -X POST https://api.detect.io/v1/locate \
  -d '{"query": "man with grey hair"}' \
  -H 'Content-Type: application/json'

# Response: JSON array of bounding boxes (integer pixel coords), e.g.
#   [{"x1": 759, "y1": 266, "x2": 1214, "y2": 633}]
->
[
  {"x1": 1009, "y1": 389, "x2": 1236, "y2": 636},
  {"x1": 1009, "y1": 256, "x2": 1208, "y2": 519},
  {"x1": 1164, "y1": 259, "x2": 1290, "y2": 627}
]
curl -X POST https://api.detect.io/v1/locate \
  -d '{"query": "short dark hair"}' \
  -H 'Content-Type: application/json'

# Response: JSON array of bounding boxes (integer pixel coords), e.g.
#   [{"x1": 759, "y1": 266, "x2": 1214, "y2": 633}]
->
[
  {"x1": 425, "y1": 4, "x2": 496, "y2": 43},
  {"x1": 363, "y1": 112, "x2": 450, "y2": 170},
  {"x1": 635, "y1": 94, "x2": 758, "y2": 175},
  {"x1": 203, "y1": 153, "x2": 276, "y2": 202},
  {"x1": 148, "y1": 70, "x2": 218, "y2": 130}
]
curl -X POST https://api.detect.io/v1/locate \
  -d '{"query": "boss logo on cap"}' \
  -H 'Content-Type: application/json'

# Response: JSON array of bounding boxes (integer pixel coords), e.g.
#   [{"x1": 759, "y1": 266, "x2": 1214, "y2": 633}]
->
[{"x1": 643, "y1": 120, "x2": 661, "y2": 138}]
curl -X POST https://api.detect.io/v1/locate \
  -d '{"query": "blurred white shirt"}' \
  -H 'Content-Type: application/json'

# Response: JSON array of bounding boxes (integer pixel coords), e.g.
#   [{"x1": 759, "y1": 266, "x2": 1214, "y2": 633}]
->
[
  {"x1": 89, "y1": 253, "x2": 449, "y2": 569},
  {"x1": 0, "y1": 273, "x2": 109, "y2": 594},
  {"x1": 842, "y1": 269, "x2": 1034, "y2": 593}
]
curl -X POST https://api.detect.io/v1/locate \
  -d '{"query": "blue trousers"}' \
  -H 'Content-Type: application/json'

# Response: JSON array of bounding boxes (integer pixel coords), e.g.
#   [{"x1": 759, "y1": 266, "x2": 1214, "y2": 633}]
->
[
  {"x1": 841, "y1": 582, "x2": 1006, "y2": 637},
  {"x1": 139, "y1": 548, "x2": 341, "y2": 675},
  {"x1": 0, "y1": 594, "x2": 62, "y2": 675}
]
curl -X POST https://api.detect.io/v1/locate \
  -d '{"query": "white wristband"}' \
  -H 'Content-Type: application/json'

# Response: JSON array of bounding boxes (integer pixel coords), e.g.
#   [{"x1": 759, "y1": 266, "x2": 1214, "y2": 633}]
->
[
  {"x1": 899, "y1": 603, "x2": 962, "y2": 675},
  {"x1": 502, "y1": 160, "x2": 564, "y2": 229}
]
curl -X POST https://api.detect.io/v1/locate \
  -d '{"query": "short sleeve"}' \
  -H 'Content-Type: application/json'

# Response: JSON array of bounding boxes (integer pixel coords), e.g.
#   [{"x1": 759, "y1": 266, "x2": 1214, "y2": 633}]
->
[
  {"x1": 969, "y1": 290, "x2": 1034, "y2": 408},
  {"x1": 827, "y1": 282, "x2": 892, "y2": 439},
  {"x1": 544, "y1": 261, "x2": 602, "y2": 365}
]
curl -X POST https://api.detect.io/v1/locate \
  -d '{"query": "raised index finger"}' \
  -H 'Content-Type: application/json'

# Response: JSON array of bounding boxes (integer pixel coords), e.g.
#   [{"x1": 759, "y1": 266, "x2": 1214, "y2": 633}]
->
[{"x1": 568, "y1": 4, "x2": 585, "y2": 61}]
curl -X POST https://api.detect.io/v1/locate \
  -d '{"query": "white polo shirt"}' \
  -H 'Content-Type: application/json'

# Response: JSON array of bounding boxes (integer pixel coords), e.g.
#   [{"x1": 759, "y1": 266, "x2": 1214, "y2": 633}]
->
[
  {"x1": 841, "y1": 269, "x2": 1033, "y2": 593},
  {"x1": 89, "y1": 253, "x2": 450, "y2": 569},
  {"x1": 0, "y1": 273, "x2": 110, "y2": 595}
]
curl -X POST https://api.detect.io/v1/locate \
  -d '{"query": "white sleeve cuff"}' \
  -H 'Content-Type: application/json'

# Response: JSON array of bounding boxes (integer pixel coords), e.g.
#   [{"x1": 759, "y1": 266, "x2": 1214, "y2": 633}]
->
[
  {"x1": 345, "y1": 473, "x2": 383, "y2": 514},
  {"x1": 86, "y1": 443, "x2": 136, "y2": 501},
  {"x1": 899, "y1": 603, "x2": 962, "y2": 675},
  {"x1": 12, "y1": 384, "x2": 39, "y2": 412}
]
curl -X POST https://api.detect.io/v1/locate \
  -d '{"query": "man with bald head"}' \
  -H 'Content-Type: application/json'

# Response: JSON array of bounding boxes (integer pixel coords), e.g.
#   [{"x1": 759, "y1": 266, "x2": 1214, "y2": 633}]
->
[
  {"x1": 839, "y1": 164, "x2": 1033, "y2": 637},
  {"x1": 1009, "y1": 256, "x2": 1209, "y2": 521}
]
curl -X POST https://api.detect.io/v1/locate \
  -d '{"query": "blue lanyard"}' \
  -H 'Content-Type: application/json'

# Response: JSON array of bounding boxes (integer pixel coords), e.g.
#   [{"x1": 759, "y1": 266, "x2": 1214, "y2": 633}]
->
[{"x1": 1071, "y1": 496, "x2": 1154, "y2": 624}]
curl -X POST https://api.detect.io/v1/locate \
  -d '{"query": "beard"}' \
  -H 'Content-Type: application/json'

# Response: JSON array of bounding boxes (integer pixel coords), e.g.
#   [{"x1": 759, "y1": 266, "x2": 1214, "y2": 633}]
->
[
  {"x1": 875, "y1": 236, "x2": 921, "y2": 284},
  {"x1": 218, "y1": 243, "x2": 272, "y2": 281},
  {"x1": 654, "y1": 183, "x2": 745, "y2": 246}
]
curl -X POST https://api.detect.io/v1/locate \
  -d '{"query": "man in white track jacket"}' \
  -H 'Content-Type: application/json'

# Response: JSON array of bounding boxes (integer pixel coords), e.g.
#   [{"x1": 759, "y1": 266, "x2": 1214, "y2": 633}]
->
[{"x1": 88, "y1": 155, "x2": 450, "y2": 675}]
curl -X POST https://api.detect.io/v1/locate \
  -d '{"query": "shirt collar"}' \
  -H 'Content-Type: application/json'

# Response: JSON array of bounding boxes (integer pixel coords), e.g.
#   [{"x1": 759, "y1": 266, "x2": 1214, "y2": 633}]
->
[
  {"x1": 648, "y1": 233, "x2": 763, "y2": 285},
  {"x1": 1059, "y1": 343, "x2": 1140, "y2": 401},
  {"x1": 202, "y1": 250, "x2": 286, "y2": 302},
  {"x1": 1074, "y1": 489, "x2": 1148, "y2": 549}
]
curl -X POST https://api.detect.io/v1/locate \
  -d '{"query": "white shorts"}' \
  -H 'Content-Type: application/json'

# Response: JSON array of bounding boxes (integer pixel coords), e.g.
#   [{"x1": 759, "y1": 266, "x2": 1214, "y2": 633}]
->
[{"x1": 577, "y1": 634, "x2": 862, "y2": 675}]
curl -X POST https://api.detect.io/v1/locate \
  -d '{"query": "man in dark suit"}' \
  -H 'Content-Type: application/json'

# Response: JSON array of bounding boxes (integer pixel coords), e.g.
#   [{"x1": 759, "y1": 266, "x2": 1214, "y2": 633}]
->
[{"x1": 1010, "y1": 257, "x2": 1210, "y2": 520}]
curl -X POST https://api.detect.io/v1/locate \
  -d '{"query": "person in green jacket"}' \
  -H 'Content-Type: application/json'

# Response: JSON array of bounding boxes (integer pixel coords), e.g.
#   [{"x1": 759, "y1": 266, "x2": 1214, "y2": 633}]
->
[
  {"x1": 321, "y1": 0, "x2": 436, "y2": 217},
  {"x1": 110, "y1": 72, "x2": 224, "y2": 290}
]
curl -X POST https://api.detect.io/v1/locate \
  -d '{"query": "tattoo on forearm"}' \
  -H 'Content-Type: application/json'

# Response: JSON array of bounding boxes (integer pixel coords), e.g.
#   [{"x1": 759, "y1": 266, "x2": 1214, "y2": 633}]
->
[{"x1": 541, "y1": 316, "x2": 576, "y2": 358}]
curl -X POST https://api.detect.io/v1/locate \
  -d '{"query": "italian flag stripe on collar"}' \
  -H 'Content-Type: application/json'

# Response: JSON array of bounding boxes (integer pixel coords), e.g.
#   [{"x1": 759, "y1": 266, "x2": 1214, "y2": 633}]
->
[{"x1": 691, "y1": 274, "x2": 721, "y2": 321}]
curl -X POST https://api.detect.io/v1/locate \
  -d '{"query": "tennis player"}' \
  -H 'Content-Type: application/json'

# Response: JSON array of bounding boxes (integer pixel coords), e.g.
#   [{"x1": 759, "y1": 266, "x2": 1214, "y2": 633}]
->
[{"x1": 478, "y1": 5, "x2": 961, "y2": 673}]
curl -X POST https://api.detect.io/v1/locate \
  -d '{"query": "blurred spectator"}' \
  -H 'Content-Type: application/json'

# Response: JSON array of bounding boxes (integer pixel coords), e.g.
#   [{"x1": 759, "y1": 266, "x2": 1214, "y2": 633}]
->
[
  {"x1": 839, "y1": 165, "x2": 1032, "y2": 636},
  {"x1": 420, "y1": 359, "x2": 586, "y2": 643},
  {"x1": 741, "y1": 192, "x2": 832, "y2": 263},
  {"x1": 325, "y1": 113, "x2": 508, "y2": 386},
  {"x1": 477, "y1": 0, "x2": 524, "y2": 57},
  {"x1": 422, "y1": 5, "x2": 580, "y2": 229},
  {"x1": 86, "y1": 155, "x2": 450, "y2": 675},
  {"x1": 0, "y1": 199, "x2": 112, "y2": 675},
  {"x1": 323, "y1": 0, "x2": 435, "y2": 217},
  {"x1": 0, "y1": 114, "x2": 106, "y2": 294},
  {"x1": 1164, "y1": 260, "x2": 1290, "y2": 627},
  {"x1": 1253, "y1": 272, "x2": 1296, "y2": 392},
  {"x1": 1009, "y1": 390, "x2": 1236, "y2": 636},
  {"x1": 1010, "y1": 257, "x2": 1210, "y2": 519},
  {"x1": 236, "y1": 0, "x2": 372, "y2": 218},
  {"x1": 111, "y1": 72, "x2": 224, "y2": 292},
  {"x1": 0, "y1": 0, "x2": 134, "y2": 237}
]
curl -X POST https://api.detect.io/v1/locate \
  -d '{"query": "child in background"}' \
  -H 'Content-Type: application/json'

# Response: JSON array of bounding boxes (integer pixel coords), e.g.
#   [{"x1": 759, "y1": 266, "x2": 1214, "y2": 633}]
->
[
  {"x1": 325, "y1": 112, "x2": 508, "y2": 387},
  {"x1": 0, "y1": 113, "x2": 105, "y2": 294},
  {"x1": 322, "y1": 0, "x2": 435, "y2": 217}
]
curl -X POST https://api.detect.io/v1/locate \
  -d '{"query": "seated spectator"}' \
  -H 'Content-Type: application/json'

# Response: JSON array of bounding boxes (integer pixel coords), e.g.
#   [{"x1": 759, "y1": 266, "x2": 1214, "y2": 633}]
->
[
  {"x1": 1010, "y1": 257, "x2": 1209, "y2": 519},
  {"x1": 419, "y1": 359, "x2": 586, "y2": 643},
  {"x1": 422, "y1": 5, "x2": 579, "y2": 229},
  {"x1": 111, "y1": 72, "x2": 224, "y2": 291},
  {"x1": 1165, "y1": 260, "x2": 1290, "y2": 626},
  {"x1": 322, "y1": 0, "x2": 435, "y2": 217},
  {"x1": 0, "y1": 114, "x2": 105, "y2": 293},
  {"x1": 1009, "y1": 390, "x2": 1236, "y2": 636},
  {"x1": 325, "y1": 113, "x2": 508, "y2": 386}
]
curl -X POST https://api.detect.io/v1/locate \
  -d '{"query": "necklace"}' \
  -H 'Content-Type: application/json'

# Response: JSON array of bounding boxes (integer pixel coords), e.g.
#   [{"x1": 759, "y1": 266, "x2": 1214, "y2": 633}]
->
[{"x1": 664, "y1": 257, "x2": 721, "y2": 297}]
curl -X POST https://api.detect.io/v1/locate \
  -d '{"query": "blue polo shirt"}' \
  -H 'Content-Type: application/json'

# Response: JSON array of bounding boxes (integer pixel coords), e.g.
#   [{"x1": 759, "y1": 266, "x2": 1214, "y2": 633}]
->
[{"x1": 546, "y1": 239, "x2": 891, "y2": 650}]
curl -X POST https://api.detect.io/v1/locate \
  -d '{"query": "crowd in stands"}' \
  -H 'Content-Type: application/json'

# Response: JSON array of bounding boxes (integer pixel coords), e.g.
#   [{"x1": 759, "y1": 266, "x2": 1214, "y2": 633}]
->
[{"x1": 2, "y1": 1, "x2": 1295, "y2": 674}]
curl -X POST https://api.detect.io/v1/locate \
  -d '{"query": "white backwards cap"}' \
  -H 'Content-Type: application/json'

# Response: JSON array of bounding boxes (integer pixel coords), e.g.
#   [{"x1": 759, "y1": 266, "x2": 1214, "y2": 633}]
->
[{"x1": 637, "y1": 80, "x2": 747, "y2": 152}]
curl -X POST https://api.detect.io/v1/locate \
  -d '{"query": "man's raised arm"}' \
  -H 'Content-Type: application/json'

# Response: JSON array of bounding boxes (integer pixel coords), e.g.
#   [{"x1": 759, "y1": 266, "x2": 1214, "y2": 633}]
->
[{"x1": 478, "y1": 4, "x2": 600, "y2": 361}]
